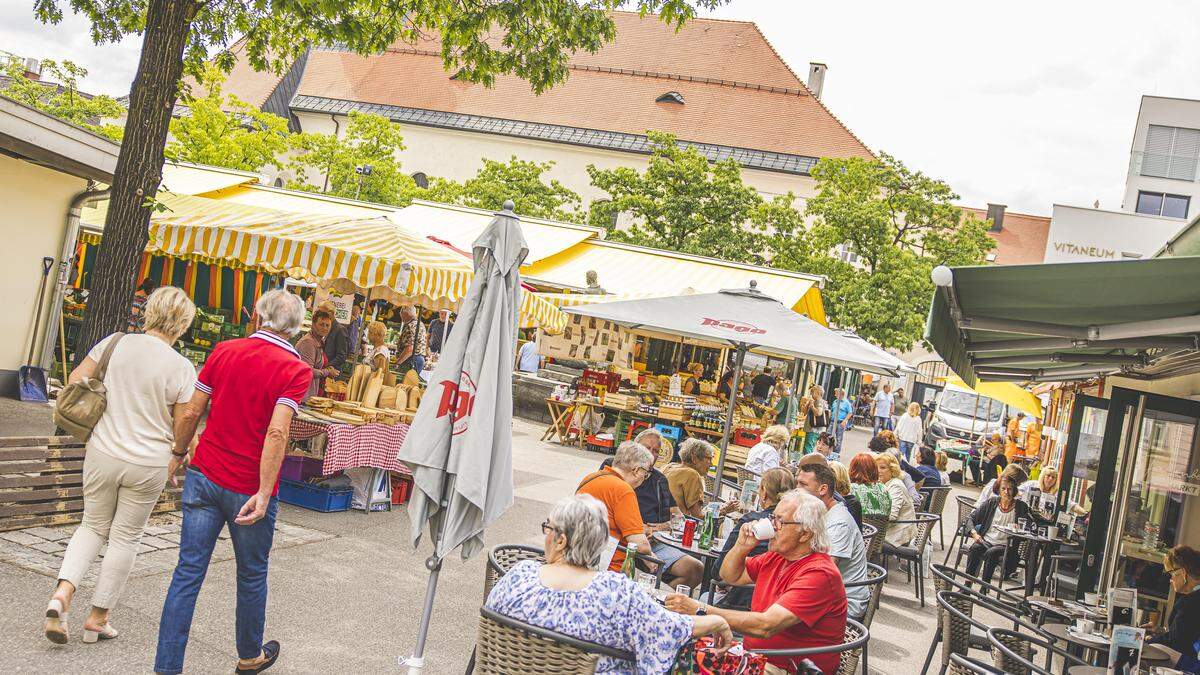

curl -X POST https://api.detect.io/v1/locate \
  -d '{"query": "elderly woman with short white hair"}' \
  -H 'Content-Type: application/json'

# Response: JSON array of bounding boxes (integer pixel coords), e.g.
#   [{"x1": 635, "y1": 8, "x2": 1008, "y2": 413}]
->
[
  {"x1": 45, "y1": 286, "x2": 198, "y2": 644},
  {"x1": 486, "y1": 495, "x2": 733, "y2": 674},
  {"x1": 745, "y1": 424, "x2": 790, "y2": 476}
]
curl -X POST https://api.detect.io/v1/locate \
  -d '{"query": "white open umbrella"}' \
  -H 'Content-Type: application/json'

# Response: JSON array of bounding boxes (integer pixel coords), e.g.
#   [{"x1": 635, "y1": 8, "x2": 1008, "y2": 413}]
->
[{"x1": 396, "y1": 201, "x2": 523, "y2": 671}]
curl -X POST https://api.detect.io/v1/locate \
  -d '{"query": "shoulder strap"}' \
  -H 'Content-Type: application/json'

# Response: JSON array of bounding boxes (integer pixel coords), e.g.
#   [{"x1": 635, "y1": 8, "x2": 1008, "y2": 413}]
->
[
  {"x1": 94, "y1": 333, "x2": 125, "y2": 380},
  {"x1": 577, "y1": 470, "x2": 609, "y2": 492}
]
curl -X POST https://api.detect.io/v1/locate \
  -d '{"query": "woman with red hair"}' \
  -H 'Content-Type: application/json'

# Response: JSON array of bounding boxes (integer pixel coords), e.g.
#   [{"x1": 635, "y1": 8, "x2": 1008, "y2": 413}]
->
[{"x1": 849, "y1": 453, "x2": 892, "y2": 518}]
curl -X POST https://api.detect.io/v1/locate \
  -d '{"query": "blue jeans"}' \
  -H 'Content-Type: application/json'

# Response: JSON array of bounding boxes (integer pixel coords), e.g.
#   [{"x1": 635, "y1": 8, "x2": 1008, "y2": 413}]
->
[
  {"x1": 834, "y1": 421, "x2": 846, "y2": 450},
  {"x1": 898, "y1": 440, "x2": 915, "y2": 461},
  {"x1": 155, "y1": 469, "x2": 278, "y2": 674},
  {"x1": 873, "y1": 416, "x2": 890, "y2": 436}
]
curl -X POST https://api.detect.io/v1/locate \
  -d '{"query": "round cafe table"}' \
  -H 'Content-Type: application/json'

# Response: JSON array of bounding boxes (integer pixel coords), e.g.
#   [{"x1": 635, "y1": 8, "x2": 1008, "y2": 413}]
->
[
  {"x1": 653, "y1": 531, "x2": 723, "y2": 598},
  {"x1": 994, "y1": 524, "x2": 1075, "y2": 596},
  {"x1": 1042, "y1": 622, "x2": 1110, "y2": 666}
]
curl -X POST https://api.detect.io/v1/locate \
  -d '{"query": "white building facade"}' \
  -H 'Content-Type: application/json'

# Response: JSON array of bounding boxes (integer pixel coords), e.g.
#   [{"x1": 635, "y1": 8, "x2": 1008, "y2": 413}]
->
[{"x1": 1123, "y1": 96, "x2": 1200, "y2": 221}]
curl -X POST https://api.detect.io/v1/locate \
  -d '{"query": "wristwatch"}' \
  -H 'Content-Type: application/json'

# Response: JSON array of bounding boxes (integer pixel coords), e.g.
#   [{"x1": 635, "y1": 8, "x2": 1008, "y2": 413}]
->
[
  {"x1": 696, "y1": 603, "x2": 708, "y2": 616},
  {"x1": 171, "y1": 448, "x2": 189, "y2": 458}
]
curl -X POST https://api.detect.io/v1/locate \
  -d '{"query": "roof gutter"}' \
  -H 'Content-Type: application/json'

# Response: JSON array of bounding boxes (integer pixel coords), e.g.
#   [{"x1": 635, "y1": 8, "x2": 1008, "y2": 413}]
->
[{"x1": 39, "y1": 186, "x2": 109, "y2": 371}]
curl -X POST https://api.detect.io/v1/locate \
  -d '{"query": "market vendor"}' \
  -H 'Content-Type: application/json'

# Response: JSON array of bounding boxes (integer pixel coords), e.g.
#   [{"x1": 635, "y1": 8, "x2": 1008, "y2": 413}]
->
[
  {"x1": 683, "y1": 363, "x2": 704, "y2": 396},
  {"x1": 716, "y1": 367, "x2": 737, "y2": 400},
  {"x1": 1004, "y1": 412, "x2": 1025, "y2": 460},
  {"x1": 428, "y1": 309, "x2": 454, "y2": 355},
  {"x1": 296, "y1": 308, "x2": 339, "y2": 400},
  {"x1": 773, "y1": 380, "x2": 798, "y2": 426},
  {"x1": 362, "y1": 321, "x2": 391, "y2": 372},
  {"x1": 317, "y1": 300, "x2": 351, "y2": 371},
  {"x1": 396, "y1": 305, "x2": 430, "y2": 375}
]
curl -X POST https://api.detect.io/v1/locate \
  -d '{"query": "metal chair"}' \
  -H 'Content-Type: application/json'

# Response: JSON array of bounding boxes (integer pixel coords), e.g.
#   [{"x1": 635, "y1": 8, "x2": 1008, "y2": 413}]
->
[
  {"x1": 882, "y1": 512, "x2": 941, "y2": 606},
  {"x1": 844, "y1": 562, "x2": 887, "y2": 629},
  {"x1": 920, "y1": 565, "x2": 1034, "y2": 675},
  {"x1": 861, "y1": 514, "x2": 890, "y2": 565},
  {"x1": 938, "y1": 591, "x2": 1059, "y2": 675},
  {"x1": 471, "y1": 606, "x2": 636, "y2": 674},
  {"x1": 947, "y1": 653, "x2": 1003, "y2": 675},
  {"x1": 484, "y1": 545, "x2": 545, "y2": 601},
  {"x1": 986, "y1": 627, "x2": 1089, "y2": 675},
  {"x1": 919, "y1": 485, "x2": 952, "y2": 548},
  {"x1": 860, "y1": 522, "x2": 877, "y2": 566},
  {"x1": 944, "y1": 495, "x2": 978, "y2": 566},
  {"x1": 748, "y1": 617, "x2": 870, "y2": 675}
]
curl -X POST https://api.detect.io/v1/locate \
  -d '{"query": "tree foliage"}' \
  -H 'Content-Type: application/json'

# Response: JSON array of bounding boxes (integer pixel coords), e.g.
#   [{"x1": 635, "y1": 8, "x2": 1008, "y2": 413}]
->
[
  {"x1": 0, "y1": 57, "x2": 124, "y2": 140},
  {"x1": 419, "y1": 156, "x2": 582, "y2": 221},
  {"x1": 164, "y1": 66, "x2": 290, "y2": 171},
  {"x1": 586, "y1": 131, "x2": 800, "y2": 263},
  {"x1": 771, "y1": 153, "x2": 995, "y2": 350},
  {"x1": 286, "y1": 110, "x2": 414, "y2": 205}
]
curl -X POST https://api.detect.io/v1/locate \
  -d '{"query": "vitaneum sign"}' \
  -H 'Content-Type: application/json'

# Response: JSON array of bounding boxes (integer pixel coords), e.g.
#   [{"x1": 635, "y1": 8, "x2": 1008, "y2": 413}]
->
[
  {"x1": 700, "y1": 317, "x2": 766, "y2": 335},
  {"x1": 435, "y1": 371, "x2": 477, "y2": 435}
]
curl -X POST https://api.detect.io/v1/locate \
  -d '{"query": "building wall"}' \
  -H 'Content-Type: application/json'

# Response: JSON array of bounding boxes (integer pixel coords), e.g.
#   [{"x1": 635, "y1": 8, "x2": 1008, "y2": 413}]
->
[
  {"x1": 1122, "y1": 96, "x2": 1200, "y2": 218},
  {"x1": 0, "y1": 154, "x2": 86, "y2": 392},
  {"x1": 1044, "y1": 204, "x2": 1186, "y2": 263},
  {"x1": 288, "y1": 110, "x2": 819, "y2": 209}
]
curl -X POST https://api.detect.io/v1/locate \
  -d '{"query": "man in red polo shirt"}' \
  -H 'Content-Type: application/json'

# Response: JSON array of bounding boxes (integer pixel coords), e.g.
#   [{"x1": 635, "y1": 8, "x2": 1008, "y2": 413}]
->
[
  {"x1": 154, "y1": 290, "x2": 311, "y2": 675},
  {"x1": 666, "y1": 489, "x2": 848, "y2": 674}
]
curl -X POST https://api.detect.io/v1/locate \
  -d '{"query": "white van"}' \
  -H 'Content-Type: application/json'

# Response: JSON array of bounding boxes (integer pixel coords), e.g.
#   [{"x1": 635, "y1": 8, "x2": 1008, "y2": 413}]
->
[{"x1": 923, "y1": 383, "x2": 1008, "y2": 447}]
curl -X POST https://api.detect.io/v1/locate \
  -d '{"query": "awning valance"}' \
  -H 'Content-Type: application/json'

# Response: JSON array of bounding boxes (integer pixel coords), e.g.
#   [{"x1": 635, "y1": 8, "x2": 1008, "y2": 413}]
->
[{"x1": 925, "y1": 257, "x2": 1200, "y2": 386}]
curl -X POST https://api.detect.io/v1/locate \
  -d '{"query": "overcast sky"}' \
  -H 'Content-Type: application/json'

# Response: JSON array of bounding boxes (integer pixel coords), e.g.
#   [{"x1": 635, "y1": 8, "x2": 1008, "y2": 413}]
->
[{"x1": 3, "y1": 0, "x2": 1198, "y2": 215}]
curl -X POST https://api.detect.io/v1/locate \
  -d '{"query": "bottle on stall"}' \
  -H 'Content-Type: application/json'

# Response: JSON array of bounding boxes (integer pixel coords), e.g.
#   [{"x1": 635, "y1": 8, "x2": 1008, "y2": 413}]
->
[
  {"x1": 621, "y1": 542, "x2": 639, "y2": 580},
  {"x1": 699, "y1": 504, "x2": 716, "y2": 550}
]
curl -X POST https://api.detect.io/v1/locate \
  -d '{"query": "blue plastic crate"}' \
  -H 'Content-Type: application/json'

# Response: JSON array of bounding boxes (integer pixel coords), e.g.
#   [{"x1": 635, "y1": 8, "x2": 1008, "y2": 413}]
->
[
  {"x1": 277, "y1": 479, "x2": 352, "y2": 512},
  {"x1": 654, "y1": 423, "x2": 683, "y2": 442}
]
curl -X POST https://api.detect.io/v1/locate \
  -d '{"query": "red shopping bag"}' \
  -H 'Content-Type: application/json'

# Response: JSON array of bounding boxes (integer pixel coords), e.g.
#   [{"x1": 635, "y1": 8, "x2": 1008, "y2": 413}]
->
[{"x1": 672, "y1": 637, "x2": 768, "y2": 675}]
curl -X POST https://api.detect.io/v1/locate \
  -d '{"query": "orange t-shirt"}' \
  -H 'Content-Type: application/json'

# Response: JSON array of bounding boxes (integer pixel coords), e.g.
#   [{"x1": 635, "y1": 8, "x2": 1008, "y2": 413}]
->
[{"x1": 576, "y1": 467, "x2": 645, "y2": 571}]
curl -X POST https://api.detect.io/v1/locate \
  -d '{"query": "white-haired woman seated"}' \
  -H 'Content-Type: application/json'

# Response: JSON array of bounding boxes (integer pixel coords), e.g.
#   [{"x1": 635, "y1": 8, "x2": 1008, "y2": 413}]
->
[
  {"x1": 745, "y1": 424, "x2": 791, "y2": 476},
  {"x1": 485, "y1": 494, "x2": 733, "y2": 674}
]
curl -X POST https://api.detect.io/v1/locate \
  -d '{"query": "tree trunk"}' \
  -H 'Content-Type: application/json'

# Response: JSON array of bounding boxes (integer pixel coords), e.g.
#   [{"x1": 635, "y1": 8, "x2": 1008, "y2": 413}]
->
[{"x1": 75, "y1": 0, "x2": 197, "y2": 363}]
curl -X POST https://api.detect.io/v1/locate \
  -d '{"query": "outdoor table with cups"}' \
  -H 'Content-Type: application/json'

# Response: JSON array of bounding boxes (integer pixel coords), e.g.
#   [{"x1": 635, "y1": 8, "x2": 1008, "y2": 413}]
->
[{"x1": 994, "y1": 518, "x2": 1077, "y2": 596}]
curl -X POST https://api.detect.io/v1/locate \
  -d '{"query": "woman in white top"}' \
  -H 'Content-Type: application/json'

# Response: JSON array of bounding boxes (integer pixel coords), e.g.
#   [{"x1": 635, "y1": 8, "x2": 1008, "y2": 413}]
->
[
  {"x1": 362, "y1": 320, "x2": 391, "y2": 372},
  {"x1": 893, "y1": 402, "x2": 924, "y2": 462},
  {"x1": 744, "y1": 424, "x2": 790, "y2": 476},
  {"x1": 875, "y1": 452, "x2": 917, "y2": 546},
  {"x1": 45, "y1": 287, "x2": 198, "y2": 644}
]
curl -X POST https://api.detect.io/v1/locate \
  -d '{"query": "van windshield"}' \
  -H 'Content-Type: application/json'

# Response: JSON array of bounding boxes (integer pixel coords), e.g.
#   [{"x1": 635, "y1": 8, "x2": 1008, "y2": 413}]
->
[{"x1": 940, "y1": 390, "x2": 1004, "y2": 421}]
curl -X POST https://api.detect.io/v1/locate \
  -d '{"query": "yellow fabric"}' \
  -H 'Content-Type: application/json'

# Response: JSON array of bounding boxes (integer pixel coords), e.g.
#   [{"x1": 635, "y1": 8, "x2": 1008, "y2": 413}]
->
[
  {"x1": 944, "y1": 375, "x2": 1043, "y2": 417},
  {"x1": 159, "y1": 163, "x2": 259, "y2": 196},
  {"x1": 523, "y1": 240, "x2": 828, "y2": 325}
]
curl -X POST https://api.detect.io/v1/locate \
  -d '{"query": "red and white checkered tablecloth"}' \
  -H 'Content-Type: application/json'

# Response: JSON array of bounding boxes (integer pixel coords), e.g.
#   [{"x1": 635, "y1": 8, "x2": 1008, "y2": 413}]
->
[{"x1": 289, "y1": 418, "x2": 412, "y2": 476}]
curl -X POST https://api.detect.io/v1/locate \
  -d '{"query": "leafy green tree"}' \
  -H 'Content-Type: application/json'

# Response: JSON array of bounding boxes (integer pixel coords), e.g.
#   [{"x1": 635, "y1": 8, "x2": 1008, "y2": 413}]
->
[
  {"x1": 0, "y1": 57, "x2": 124, "y2": 140},
  {"x1": 586, "y1": 131, "x2": 797, "y2": 263},
  {"x1": 418, "y1": 156, "x2": 582, "y2": 221},
  {"x1": 163, "y1": 65, "x2": 290, "y2": 171},
  {"x1": 33, "y1": 0, "x2": 728, "y2": 363},
  {"x1": 771, "y1": 153, "x2": 995, "y2": 350},
  {"x1": 286, "y1": 111, "x2": 413, "y2": 206}
]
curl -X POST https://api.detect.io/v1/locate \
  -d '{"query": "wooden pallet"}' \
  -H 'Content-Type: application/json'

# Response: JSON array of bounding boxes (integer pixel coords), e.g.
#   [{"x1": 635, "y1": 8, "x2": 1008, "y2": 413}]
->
[{"x1": 0, "y1": 436, "x2": 181, "y2": 532}]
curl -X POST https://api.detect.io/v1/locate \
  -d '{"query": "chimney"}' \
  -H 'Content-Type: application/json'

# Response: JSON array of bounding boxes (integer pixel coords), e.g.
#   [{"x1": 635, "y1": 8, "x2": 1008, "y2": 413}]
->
[
  {"x1": 986, "y1": 203, "x2": 1006, "y2": 232},
  {"x1": 23, "y1": 58, "x2": 41, "y2": 81},
  {"x1": 807, "y1": 63, "x2": 827, "y2": 100}
]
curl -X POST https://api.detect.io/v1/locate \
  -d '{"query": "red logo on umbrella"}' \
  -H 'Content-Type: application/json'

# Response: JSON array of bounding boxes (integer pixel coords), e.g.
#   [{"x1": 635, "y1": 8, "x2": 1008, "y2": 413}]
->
[
  {"x1": 436, "y1": 371, "x2": 477, "y2": 435},
  {"x1": 700, "y1": 317, "x2": 766, "y2": 335}
]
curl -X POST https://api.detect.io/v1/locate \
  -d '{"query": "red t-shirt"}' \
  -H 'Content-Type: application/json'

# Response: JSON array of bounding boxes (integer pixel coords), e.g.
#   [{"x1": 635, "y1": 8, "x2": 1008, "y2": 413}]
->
[
  {"x1": 743, "y1": 551, "x2": 848, "y2": 674},
  {"x1": 191, "y1": 331, "x2": 311, "y2": 496}
]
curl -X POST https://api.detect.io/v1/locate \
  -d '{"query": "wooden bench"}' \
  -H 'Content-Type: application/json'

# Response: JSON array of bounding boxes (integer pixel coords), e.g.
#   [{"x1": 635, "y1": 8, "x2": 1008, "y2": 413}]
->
[{"x1": 0, "y1": 436, "x2": 181, "y2": 532}]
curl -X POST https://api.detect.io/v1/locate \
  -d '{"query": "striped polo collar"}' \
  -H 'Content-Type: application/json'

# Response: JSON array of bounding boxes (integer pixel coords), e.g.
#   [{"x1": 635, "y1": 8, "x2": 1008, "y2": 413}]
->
[{"x1": 249, "y1": 330, "x2": 300, "y2": 358}]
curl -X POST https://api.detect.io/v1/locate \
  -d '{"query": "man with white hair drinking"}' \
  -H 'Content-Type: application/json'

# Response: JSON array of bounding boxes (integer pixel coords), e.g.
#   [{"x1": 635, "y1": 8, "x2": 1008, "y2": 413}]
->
[
  {"x1": 666, "y1": 490, "x2": 848, "y2": 675},
  {"x1": 155, "y1": 289, "x2": 312, "y2": 675}
]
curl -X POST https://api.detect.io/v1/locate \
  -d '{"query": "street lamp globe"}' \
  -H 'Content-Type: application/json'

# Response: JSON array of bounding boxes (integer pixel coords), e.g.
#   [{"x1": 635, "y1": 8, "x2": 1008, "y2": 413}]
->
[{"x1": 931, "y1": 265, "x2": 954, "y2": 287}]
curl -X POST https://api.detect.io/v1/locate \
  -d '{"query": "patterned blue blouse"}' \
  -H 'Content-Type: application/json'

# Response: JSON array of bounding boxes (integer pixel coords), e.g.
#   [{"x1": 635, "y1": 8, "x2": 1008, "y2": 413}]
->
[{"x1": 484, "y1": 560, "x2": 694, "y2": 674}]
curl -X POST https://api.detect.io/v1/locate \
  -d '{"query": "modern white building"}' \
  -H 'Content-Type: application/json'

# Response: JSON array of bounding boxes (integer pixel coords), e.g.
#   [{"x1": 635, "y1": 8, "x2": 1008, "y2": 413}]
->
[
  {"x1": 1122, "y1": 95, "x2": 1200, "y2": 220},
  {"x1": 1043, "y1": 204, "x2": 1184, "y2": 263}
]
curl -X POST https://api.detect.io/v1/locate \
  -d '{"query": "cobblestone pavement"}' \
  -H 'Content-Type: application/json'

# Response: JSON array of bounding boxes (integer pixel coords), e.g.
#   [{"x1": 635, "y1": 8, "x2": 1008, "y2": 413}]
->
[{"x1": 0, "y1": 512, "x2": 333, "y2": 587}]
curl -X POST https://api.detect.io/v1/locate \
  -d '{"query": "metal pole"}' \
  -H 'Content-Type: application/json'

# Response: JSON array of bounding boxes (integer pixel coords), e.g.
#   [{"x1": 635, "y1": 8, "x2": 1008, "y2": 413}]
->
[
  {"x1": 715, "y1": 344, "x2": 747, "y2": 489},
  {"x1": 402, "y1": 470, "x2": 454, "y2": 671}
]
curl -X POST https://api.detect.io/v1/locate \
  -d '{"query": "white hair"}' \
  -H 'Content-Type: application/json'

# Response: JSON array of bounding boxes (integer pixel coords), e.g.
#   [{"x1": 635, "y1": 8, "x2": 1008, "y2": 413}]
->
[
  {"x1": 612, "y1": 441, "x2": 654, "y2": 472},
  {"x1": 679, "y1": 437, "x2": 714, "y2": 464},
  {"x1": 256, "y1": 289, "x2": 305, "y2": 337},
  {"x1": 142, "y1": 286, "x2": 195, "y2": 340},
  {"x1": 777, "y1": 489, "x2": 830, "y2": 554},
  {"x1": 549, "y1": 495, "x2": 610, "y2": 569},
  {"x1": 634, "y1": 427, "x2": 663, "y2": 445}
]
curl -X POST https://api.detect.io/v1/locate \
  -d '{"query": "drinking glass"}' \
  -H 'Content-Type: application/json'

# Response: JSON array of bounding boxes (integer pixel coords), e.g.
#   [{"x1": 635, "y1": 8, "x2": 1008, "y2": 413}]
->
[
  {"x1": 675, "y1": 584, "x2": 692, "y2": 598},
  {"x1": 636, "y1": 571, "x2": 656, "y2": 591}
]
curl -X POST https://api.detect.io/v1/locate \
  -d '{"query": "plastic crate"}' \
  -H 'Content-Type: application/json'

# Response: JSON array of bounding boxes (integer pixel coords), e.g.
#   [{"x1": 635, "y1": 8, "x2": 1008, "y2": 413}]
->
[
  {"x1": 625, "y1": 419, "x2": 652, "y2": 441},
  {"x1": 280, "y1": 455, "x2": 325, "y2": 482},
  {"x1": 277, "y1": 479, "x2": 352, "y2": 512},
  {"x1": 733, "y1": 428, "x2": 761, "y2": 448},
  {"x1": 654, "y1": 423, "x2": 683, "y2": 442},
  {"x1": 390, "y1": 474, "x2": 413, "y2": 505},
  {"x1": 585, "y1": 434, "x2": 616, "y2": 455}
]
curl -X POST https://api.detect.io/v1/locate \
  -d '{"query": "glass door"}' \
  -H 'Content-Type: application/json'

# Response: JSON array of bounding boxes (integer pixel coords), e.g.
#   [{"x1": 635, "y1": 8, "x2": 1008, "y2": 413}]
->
[{"x1": 1057, "y1": 394, "x2": 1108, "y2": 519}]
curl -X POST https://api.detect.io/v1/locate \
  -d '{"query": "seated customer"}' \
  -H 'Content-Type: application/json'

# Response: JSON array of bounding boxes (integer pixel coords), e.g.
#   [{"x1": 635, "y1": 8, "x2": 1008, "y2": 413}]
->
[
  {"x1": 711, "y1": 467, "x2": 795, "y2": 610},
  {"x1": 966, "y1": 474, "x2": 1045, "y2": 584},
  {"x1": 849, "y1": 453, "x2": 892, "y2": 519},
  {"x1": 974, "y1": 464, "x2": 1030, "y2": 508},
  {"x1": 1148, "y1": 545, "x2": 1200, "y2": 673},
  {"x1": 666, "y1": 490, "x2": 848, "y2": 675},
  {"x1": 600, "y1": 429, "x2": 703, "y2": 590},
  {"x1": 829, "y1": 460, "x2": 863, "y2": 529},
  {"x1": 745, "y1": 425, "x2": 790, "y2": 476},
  {"x1": 577, "y1": 441, "x2": 655, "y2": 572},
  {"x1": 914, "y1": 446, "x2": 943, "y2": 487},
  {"x1": 875, "y1": 452, "x2": 917, "y2": 546},
  {"x1": 663, "y1": 439, "x2": 738, "y2": 520},
  {"x1": 486, "y1": 495, "x2": 733, "y2": 674},
  {"x1": 796, "y1": 463, "x2": 869, "y2": 621}
]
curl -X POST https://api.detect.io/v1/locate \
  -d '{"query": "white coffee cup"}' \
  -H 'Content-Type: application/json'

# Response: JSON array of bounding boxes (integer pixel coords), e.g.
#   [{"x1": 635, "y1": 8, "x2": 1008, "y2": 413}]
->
[
  {"x1": 1076, "y1": 618, "x2": 1095, "y2": 634},
  {"x1": 1048, "y1": 525, "x2": 1060, "y2": 540},
  {"x1": 1084, "y1": 592, "x2": 1101, "y2": 606},
  {"x1": 750, "y1": 518, "x2": 776, "y2": 541}
]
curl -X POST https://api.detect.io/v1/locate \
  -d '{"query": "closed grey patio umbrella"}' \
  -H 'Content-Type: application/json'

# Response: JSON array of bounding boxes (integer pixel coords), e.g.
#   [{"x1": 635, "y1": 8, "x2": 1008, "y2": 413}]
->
[{"x1": 397, "y1": 201, "x2": 524, "y2": 671}]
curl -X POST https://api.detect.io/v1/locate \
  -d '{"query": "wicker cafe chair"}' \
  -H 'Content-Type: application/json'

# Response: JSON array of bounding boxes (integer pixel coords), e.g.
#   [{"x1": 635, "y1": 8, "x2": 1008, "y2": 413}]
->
[
  {"x1": 861, "y1": 514, "x2": 890, "y2": 565},
  {"x1": 940, "y1": 591, "x2": 1057, "y2": 675},
  {"x1": 986, "y1": 627, "x2": 1089, "y2": 675},
  {"x1": 944, "y1": 495, "x2": 978, "y2": 567},
  {"x1": 921, "y1": 565, "x2": 1033, "y2": 675},
  {"x1": 484, "y1": 545, "x2": 546, "y2": 601},
  {"x1": 919, "y1": 485, "x2": 952, "y2": 548},
  {"x1": 947, "y1": 653, "x2": 1003, "y2": 675},
  {"x1": 736, "y1": 466, "x2": 755, "y2": 487},
  {"x1": 748, "y1": 617, "x2": 870, "y2": 675},
  {"x1": 471, "y1": 606, "x2": 636, "y2": 675},
  {"x1": 882, "y1": 512, "x2": 941, "y2": 606},
  {"x1": 860, "y1": 523, "x2": 878, "y2": 567},
  {"x1": 844, "y1": 562, "x2": 888, "y2": 629}
]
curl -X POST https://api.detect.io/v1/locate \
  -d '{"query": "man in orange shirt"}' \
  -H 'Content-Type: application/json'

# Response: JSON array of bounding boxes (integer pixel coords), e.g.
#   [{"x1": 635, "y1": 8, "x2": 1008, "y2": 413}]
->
[
  {"x1": 577, "y1": 441, "x2": 655, "y2": 571},
  {"x1": 1005, "y1": 412, "x2": 1025, "y2": 461}
]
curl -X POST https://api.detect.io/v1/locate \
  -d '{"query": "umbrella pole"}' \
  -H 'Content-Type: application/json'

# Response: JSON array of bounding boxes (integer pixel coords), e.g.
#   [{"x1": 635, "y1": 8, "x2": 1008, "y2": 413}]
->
[
  {"x1": 402, "y1": 471, "x2": 453, "y2": 672},
  {"x1": 715, "y1": 344, "x2": 747, "y2": 492}
]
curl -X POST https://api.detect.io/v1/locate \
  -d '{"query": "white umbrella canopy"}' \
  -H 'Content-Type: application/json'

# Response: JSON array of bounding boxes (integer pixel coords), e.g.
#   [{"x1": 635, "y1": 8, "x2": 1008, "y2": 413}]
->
[
  {"x1": 396, "y1": 202, "x2": 523, "y2": 670},
  {"x1": 563, "y1": 283, "x2": 900, "y2": 374}
]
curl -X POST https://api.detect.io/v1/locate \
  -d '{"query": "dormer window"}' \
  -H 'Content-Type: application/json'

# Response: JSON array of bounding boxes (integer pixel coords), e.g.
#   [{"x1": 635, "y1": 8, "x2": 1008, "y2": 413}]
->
[{"x1": 656, "y1": 91, "x2": 684, "y2": 105}]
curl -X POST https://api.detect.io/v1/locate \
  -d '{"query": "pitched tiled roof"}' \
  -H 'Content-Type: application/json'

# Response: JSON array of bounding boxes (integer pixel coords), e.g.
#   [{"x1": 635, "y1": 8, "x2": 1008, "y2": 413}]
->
[{"x1": 963, "y1": 207, "x2": 1051, "y2": 265}]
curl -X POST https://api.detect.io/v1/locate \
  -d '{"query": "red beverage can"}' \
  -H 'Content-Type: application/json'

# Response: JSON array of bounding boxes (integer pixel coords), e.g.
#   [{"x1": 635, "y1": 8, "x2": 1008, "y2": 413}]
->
[{"x1": 682, "y1": 519, "x2": 696, "y2": 547}]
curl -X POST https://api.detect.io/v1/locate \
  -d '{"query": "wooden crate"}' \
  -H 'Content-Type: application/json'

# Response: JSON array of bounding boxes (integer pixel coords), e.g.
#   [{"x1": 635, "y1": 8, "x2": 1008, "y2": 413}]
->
[{"x1": 0, "y1": 436, "x2": 181, "y2": 532}]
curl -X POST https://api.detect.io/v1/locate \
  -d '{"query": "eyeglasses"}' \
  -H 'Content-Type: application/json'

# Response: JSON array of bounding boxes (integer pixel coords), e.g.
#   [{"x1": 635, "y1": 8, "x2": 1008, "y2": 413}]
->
[
  {"x1": 541, "y1": 520, "x2": 560, "y2": 535},
  {"x1": 634, "y1": 466, "x2": 651, "y2": 476},
  {"x1": 770, "y1": 515, "x2": 805, "y2": 528},
  {"x1": 1164, "y1": 566, "x2": 1181, "y2": 576}
]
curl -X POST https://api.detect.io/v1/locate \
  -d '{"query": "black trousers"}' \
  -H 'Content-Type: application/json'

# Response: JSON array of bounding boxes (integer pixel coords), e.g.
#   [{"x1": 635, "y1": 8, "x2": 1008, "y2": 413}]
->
[{"x1": 965, "y1": 539, "x2": 1019, "y2": 585}]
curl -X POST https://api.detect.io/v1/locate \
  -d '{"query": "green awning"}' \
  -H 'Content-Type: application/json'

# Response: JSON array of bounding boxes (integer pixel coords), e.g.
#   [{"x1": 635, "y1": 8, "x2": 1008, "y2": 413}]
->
[{"x1": 925, "y1": 257, "x2": 1200, "y2": 386}]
